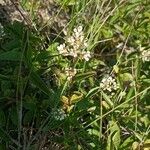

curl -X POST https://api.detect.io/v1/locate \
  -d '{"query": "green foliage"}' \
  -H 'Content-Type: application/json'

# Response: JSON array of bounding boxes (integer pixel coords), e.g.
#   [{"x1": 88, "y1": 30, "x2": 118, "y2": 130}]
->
[{"x1": 0, "y1": 0, "x2": 150, "y2": 149}]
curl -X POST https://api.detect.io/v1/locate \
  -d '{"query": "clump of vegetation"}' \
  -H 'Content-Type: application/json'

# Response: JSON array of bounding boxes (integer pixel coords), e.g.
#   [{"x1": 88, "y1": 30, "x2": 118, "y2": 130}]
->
[{"x1": 0, "y1": 0, "x2": 150, "y2": 149}]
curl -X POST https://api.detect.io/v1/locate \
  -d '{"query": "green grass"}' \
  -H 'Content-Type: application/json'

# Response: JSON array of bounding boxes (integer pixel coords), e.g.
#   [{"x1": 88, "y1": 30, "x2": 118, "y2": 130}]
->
[{"x1": 0, "y1": 0, "x2": 150, "y2": 149}]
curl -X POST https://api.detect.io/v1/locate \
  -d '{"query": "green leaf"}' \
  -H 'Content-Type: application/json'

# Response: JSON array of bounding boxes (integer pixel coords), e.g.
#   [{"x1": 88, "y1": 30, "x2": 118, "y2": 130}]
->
[
  {"x1": 47, "y1": 42, "x2": 59, "y2": 52},
  {"x1": 21, "y1": 30, "x2": 54, "y2": 96},
  {"x1": 23, "y1": 102, "x2": 36, "y2": 111},
  {"x1": 2, "y1": 39, "x2": 21, "y2": 51},
  {"x1": 0, "y1": 128, "x2": 10, "y2": 142},
  {"x1": 120, "y1": 137, "x2": 134, "y2": 149},
  {"x1": 0, "y1": 110, "x2": 6, "y2": 127},
  {"x1": 23, "y1": 111, "x2": 34, "y2": 125},
  {"x1": 70, "y1": 92, "x2": 83, "y2": 103},
  {"x1": 85, "y1": 87, "x2": 100, "y2": 98},
  {"x1": 75, "y1": 71, "x2": 96, "y2": 80},
  {"x1": 0, "y1": 50, "x2": 21, "y2": 61},
  {"x1": 113, "y1": 65, "x2": 119, "y2": 74},
  {"x1": 5, "y1": 21, "x2": 24, "y2": 38},
  {"x1": 143, "y1": 79, "x2": 150, "y2": 84},
  {"x1": 102, "y1": 101, "x2": 111, "y2": 110},
  {"x1": 1, "y1": 81, "x2": 11, "y2": 92},
  {"x1": 10, "y1": 107, "x2": 18, "y2": 126},
  {"x1": 109, "y1": 121, "x2": 121, "y2": 149},
  {"x1": 112, "y1": 130, "x2": 120, "y2": 150},
  {"x1": 0, "y1": 74, "x2": 10, "y2": 80},
  {"x1": 0, "y1": 144, "x2": 6, "y2": 150},
  {"x1": 119, "y1": 73, "x2": 133, "y2": 82},
  {"x1": 22, "y1": 30, "x2": 31, "y2": 66},
  {"x1": 0, "y1": 128, "x2": 21, "y2": 147},
  {"x1": 101, "y1": 91, "x2": 114, "y2": 108},
  {"x1": 106, "y1": 132, "x2": 113, "y2": 150},
  {"x1": 125, "y1": 87, "x2": 134, "y2": 101},
  {"x1": 30, "y1": 71, "x2": 53, "y2": 96}
]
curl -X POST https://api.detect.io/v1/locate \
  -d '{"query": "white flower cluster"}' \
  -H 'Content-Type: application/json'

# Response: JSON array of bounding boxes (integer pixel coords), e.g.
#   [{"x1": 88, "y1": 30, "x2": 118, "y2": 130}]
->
[
  {"x1": 51, "y1": 108, "x2": 67, "y2": 121},
  {"x1": 57, "y1": 26, "x2": 91, "y2": 61},
  {"x1": 140, "y1": 49, "x2": 150, "y2": 62},
  {"x1": 65, "y1": 67, "x2": 77, "y2": 81},
  {"x1": 100, "y1": 75, "x2": 119, "y2": 93}
]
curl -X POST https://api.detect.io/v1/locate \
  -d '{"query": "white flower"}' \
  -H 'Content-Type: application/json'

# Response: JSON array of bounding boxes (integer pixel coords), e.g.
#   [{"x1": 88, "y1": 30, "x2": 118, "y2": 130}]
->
[
  {"x1": 82, "y1": 51, "x2": 91, "y2": 61},
  {"x1": 63, "y1": 29, "x2": 67, "y2": 35},
  {"x1": 65, "y1": 68, "x2": 77, "y2": 81},
  {"x1": 84, "y1": 40, "x2": 88, "y2": 48},
  {"x1": 57, "y1": 44, "x2": 65, "y2": 51},
  {"x1": 72, "y1": 26, "x2": 85, "y2": 45},
  {"x1": 77, "y1": 26, "x2": 83, "y2": 32},
  {"x1": 57, "y1": 43, "x2": 67, "y2": 55},
  {"x1": 69, "y1": 49, "x2": 78, "y2": 58},
  {"x1": 51, "y1": 108, "x2": 67, "y2": 121},
  {"x1": 73, "y1": 26, "x2": 83, "y2": 37},
  {"x1": 139, "y1": 46, "x2": 150, "y2": 62},
  {"x1": 57, "y1": 25, "x2": 91, "y2": 60},
  {"x1": 141, "y1": 50, "x2": 150, "y2": 62},
  {"x1": 67, "y1": 36, "x2": 75, "y2": 45},
  {"x1": 100, "y1": 75, "x2": 119, "y2": 93}
]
